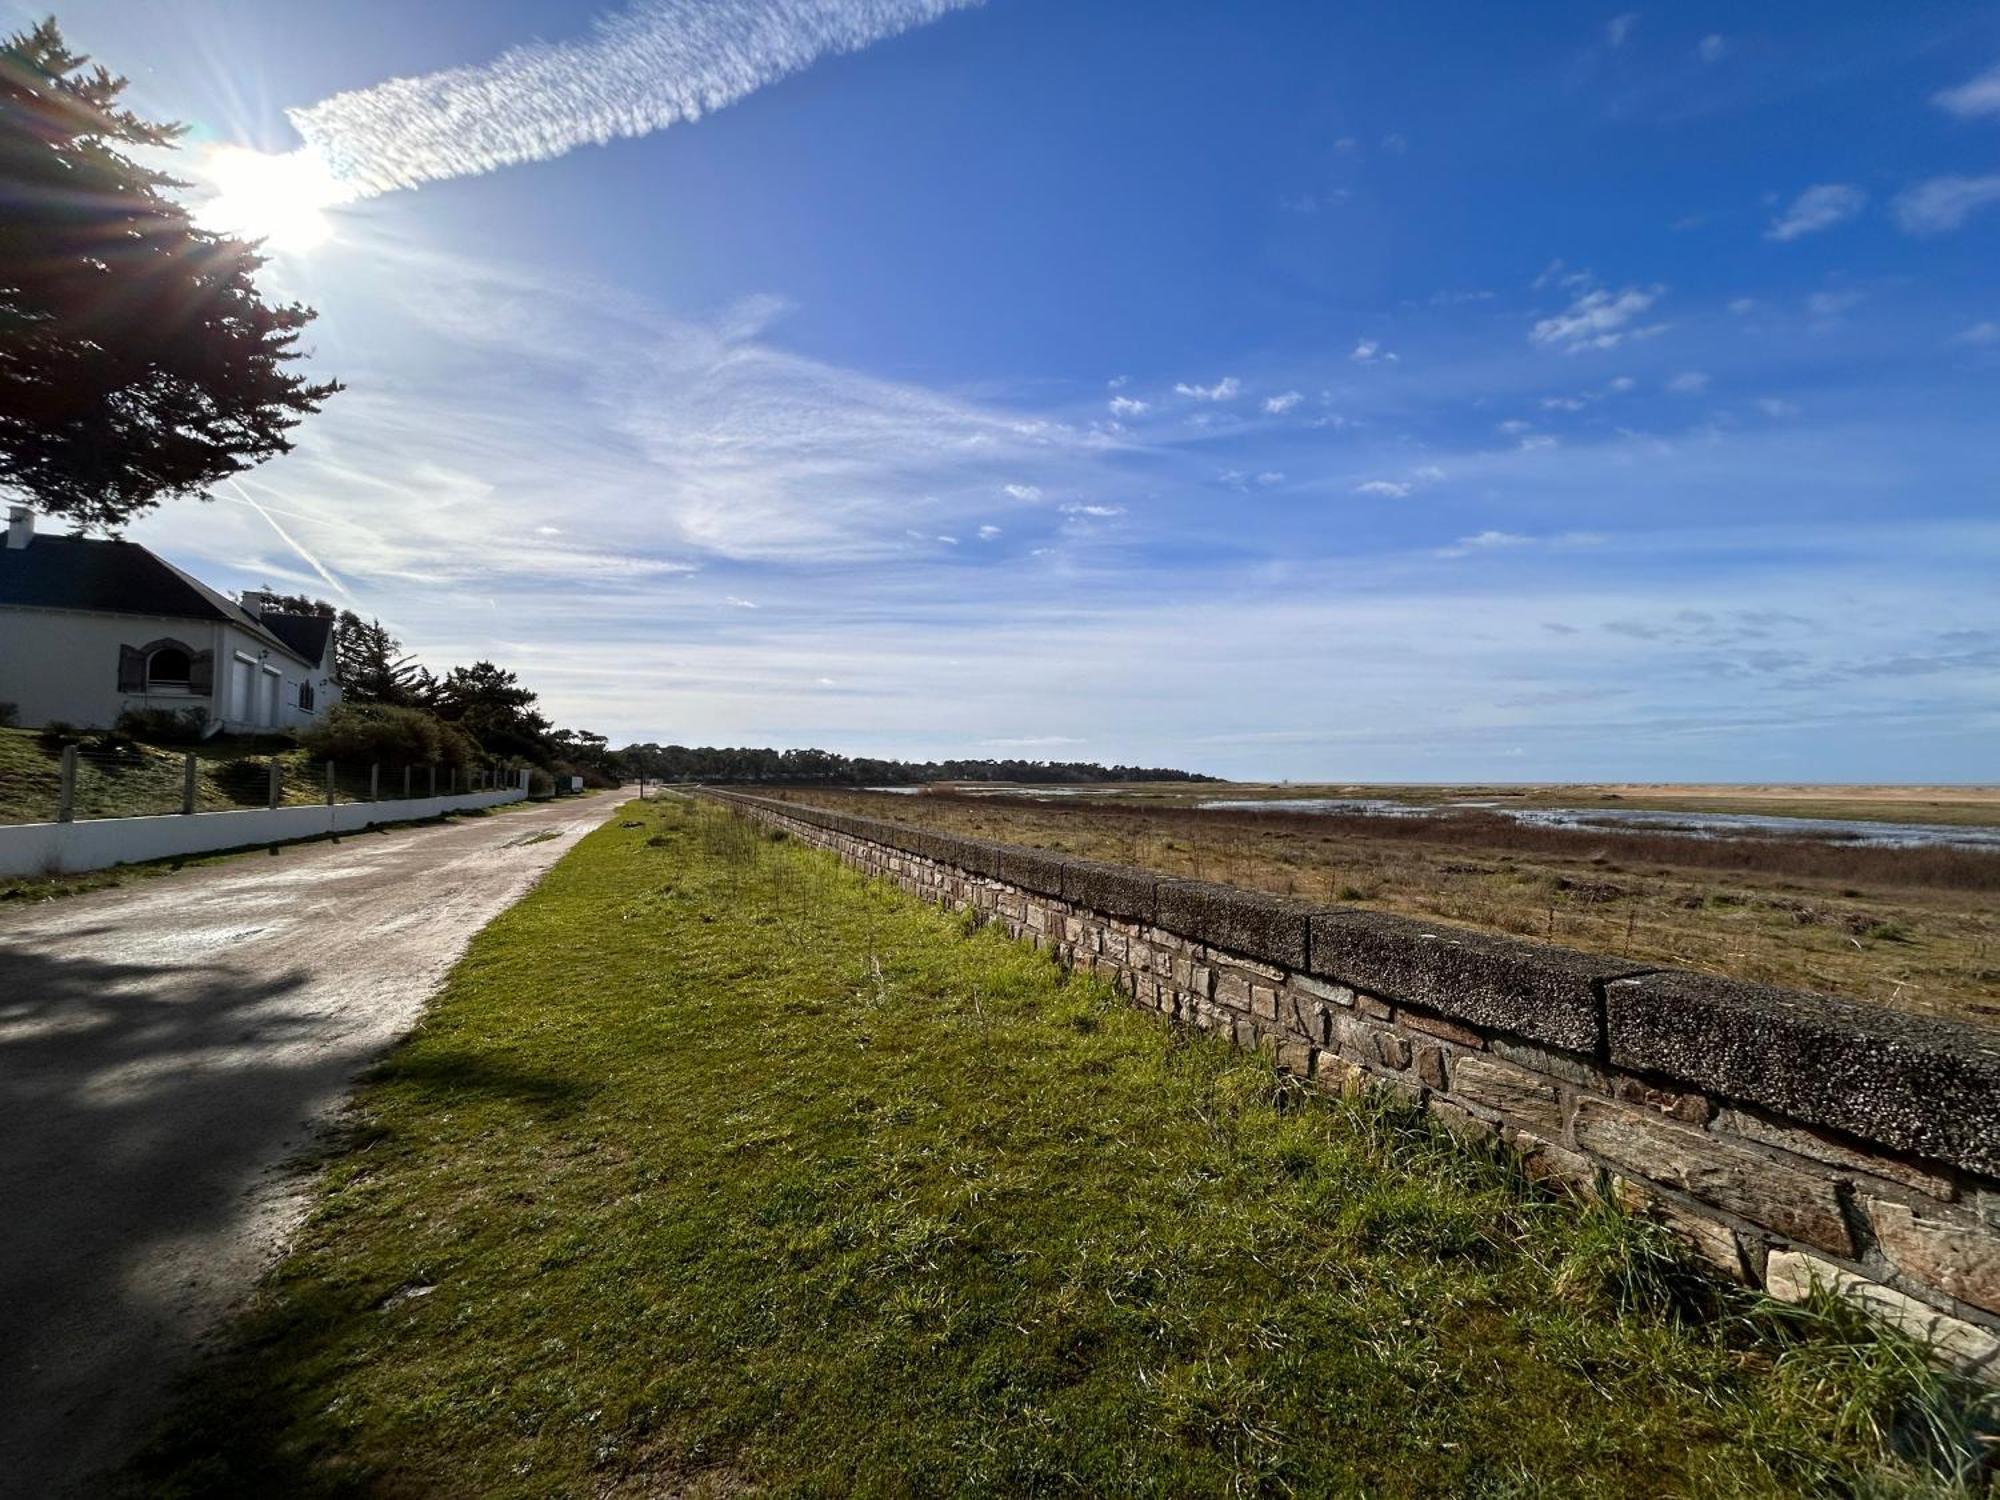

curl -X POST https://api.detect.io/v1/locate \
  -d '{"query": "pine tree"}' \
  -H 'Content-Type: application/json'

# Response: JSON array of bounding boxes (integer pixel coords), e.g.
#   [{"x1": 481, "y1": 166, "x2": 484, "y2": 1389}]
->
[{"x1": 0, "y1": 19, "x2": 340, "y2": 530}]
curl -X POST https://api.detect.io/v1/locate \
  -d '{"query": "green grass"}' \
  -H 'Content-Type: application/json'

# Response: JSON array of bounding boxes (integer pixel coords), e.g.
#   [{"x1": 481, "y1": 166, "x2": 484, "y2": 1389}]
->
[{"x1": 128, "y1": 800, "x2": 1995, "y2": 1498}]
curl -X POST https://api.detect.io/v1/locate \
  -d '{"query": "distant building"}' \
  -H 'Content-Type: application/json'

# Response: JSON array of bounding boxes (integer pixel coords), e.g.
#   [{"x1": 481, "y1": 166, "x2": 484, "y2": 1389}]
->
[{"x1": 0, "y1": 506, "x2": 341, "y2": 734}]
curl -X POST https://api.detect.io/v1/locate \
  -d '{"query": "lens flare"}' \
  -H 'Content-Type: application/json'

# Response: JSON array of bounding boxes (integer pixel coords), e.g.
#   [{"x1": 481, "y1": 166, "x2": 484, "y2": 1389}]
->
[{"x1": 193, "y1": 144, "x2": 354, "y2": 253}]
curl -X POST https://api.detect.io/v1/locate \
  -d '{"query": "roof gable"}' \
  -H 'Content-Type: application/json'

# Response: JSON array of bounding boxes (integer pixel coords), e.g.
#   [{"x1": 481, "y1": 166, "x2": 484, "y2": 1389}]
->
[{"x1": 0, "y1": 535, "x2": 316, "y2": 666}]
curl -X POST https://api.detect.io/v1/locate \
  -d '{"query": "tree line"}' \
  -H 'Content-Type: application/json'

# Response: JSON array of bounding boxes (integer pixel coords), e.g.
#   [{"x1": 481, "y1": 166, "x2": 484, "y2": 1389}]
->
[
  {"x1": 615, "y1": 743, "x2": 1215, "y2": 786},
  {"x1": 259, "y1": 595, "x2": 620, "y2": 784}
]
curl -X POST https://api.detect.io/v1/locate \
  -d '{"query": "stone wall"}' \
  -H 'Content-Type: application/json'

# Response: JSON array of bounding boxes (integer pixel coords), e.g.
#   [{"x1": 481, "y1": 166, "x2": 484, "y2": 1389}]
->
[{"x1": 702, "y1": 788, "x2": 2000, "y2": 1376}]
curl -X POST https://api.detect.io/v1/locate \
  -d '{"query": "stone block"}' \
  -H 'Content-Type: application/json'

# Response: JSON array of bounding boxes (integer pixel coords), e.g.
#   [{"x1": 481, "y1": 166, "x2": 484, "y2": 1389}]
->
[
  {"x1": 1306, "y1": 909, "x2": 1630, "y2": 1052},
  {"x1": 1572, "y1": 1099, "x2": 1852, "y2": 1255},
  {"x1": 1610, "y1": 1077, "x2": 1714, "y2": 1127},
  {"x1": 1866, "y1": 1198, "x2": 2000, "y2": 1315},
  {"x1": 1447, "y1": 1054, "x2": 1567, "y2": 1135},
  {"x1": 1504, "y1": 1128, "x2": 1599, "y2": 1190},
  {"x1": 1215, "y1": 970, "x2": 1252, "y2": 1011},
  {"x1": 1765, "y1": 1252, "x2": 2000, "y2": 1375},
  {"x1": 1291, "y1": 974, "x2": 1357, "y2": 1008},
  {"x1": 1061, "y1": 859, "x2": 1159, "y2": 923},
  {"x1": 1605, "y1": 969, "x2": 2000, "y2": 1178},
  {"x1": 1251, "y1": 984, "x2": 1280, "y2": 1022},
  {"x1": 1156, "y1": 880, "x2": 1316, "y2": 971},
  {"x1": 1398, "y1": 1009, "x2": 1487, "y2": 1048},
  {"x1": 1413, "y1": 1043, "x2": 1448, "y2": 1090},
  {"x1": 1611, "y1": 1181, "x2": 1749, "y2": 1279},
  {"x1": 1491, "y1": 1037, "x2": 1601, "y2": 1090}
]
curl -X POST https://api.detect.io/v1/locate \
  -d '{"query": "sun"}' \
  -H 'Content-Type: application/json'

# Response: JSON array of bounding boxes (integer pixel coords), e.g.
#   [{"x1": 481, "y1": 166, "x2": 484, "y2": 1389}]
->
[{"x1": 193, "y1": 145, "x2": 353, "y2": 254}]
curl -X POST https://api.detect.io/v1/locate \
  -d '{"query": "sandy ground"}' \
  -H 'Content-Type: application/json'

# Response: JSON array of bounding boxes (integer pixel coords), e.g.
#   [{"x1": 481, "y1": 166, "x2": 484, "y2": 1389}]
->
[{"x1": 0, "y1": 795, "x2": 620, "y2": 1498}]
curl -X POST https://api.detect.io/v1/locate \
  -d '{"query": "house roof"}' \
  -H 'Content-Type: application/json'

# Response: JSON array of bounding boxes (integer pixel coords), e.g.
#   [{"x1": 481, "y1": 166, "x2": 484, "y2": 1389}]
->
[
  {"x1": 260, "y1": 611, "x2": 335, "y2": 665},
  {"x1": 0, "y1": 534, "x2": 319, "y2": 667}
]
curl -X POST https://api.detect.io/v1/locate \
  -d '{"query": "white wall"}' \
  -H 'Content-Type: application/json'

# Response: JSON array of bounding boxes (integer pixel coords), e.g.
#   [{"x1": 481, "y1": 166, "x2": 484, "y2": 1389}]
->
[
  {"x1": 0, "y1": 606, "x2": 333, "y2": 733},
  {"x1": 0, "y1": 787, "x2": 531, "y2": 877}
]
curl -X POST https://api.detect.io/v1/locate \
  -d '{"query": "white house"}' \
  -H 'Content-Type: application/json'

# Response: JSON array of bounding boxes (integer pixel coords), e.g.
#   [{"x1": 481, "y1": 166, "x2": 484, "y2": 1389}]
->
[{"x1": 0, "y1": 506, "x2": 341, "y2": 735}]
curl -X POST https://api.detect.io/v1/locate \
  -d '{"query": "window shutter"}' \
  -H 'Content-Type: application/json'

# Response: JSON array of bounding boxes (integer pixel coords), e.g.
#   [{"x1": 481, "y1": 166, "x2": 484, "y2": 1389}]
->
[
  {"x1": 118, "y1": 645, "x2": 145, "y2": 692},
  {"x1": 189, "y1": 650, "x2": 215, "y2": 694}
]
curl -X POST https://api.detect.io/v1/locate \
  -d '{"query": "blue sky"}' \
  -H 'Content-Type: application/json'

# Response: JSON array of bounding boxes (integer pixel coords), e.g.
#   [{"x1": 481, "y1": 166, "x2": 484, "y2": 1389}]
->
[{"x1": 27, "y1": 0, "x2": 2000, "y2": 778}]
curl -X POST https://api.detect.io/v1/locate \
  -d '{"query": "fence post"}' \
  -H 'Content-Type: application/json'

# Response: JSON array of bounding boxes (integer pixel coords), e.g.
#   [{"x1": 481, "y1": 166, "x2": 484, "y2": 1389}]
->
[
  {"x1": 324, "y1": 760, "x2": 335, "y2": 808},
  {"x1": 429, "y1": 765, "x2": 437, "y2": 798},
  {"x1": 57, "y1": 744, "x2": 77, "y2": 823},
  {"x1": 181, "y1": 753, "x2": 197, "y2": 815},
  {"x1": 369, "y1": 763, "x2": 380, "y2": 802},
  {"x1": 268, "y1": 760, "x2": 282, "y2": 810},
  {"x1": 403, "y1": 765, "x2": 412, "y2": 800}
]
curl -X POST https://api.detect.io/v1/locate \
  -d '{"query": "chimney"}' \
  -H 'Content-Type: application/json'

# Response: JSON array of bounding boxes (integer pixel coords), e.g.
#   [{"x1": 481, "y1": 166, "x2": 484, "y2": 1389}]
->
[
  {"x1": 5, "y1": 506, "x2": 31, "y2": 550},
  {"x1": 239, "y1": 588, "x2": 276, "y2": 618}
]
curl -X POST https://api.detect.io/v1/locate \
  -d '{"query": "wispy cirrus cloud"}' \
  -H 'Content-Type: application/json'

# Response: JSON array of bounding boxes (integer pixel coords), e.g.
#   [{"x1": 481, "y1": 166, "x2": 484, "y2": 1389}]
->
[
  {"x1": 1765, "y1": 183, "x2": 1866, "y2": 242},
  {"x1": 1173, "y1": 375, "x2": 1241, "y2": 401},
  {"x1": 1529, "y1": 284, "x2": 1666, "y2": 352},
  {"x1": 289, "y1": 0, "x2": 982, "y2": 198},
  {"x1": 1893, "y1": 175, "x2": 2000, "y2": 235},
  {"x1": 1933, "y1": 61, "x2": 2000, "y2": 119}
]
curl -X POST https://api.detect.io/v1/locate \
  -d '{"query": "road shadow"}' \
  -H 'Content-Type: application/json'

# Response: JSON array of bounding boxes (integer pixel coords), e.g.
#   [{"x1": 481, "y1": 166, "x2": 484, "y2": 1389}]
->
[{"x1": 0, "y1": 941, "x2": 374, "y2": 1497}]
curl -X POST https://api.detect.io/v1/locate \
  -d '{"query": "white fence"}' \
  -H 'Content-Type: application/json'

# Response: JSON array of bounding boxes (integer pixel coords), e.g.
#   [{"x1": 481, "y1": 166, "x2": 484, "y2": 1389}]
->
[{"x1": 0, "y1": 783, "x2": 529, "y2": 877}]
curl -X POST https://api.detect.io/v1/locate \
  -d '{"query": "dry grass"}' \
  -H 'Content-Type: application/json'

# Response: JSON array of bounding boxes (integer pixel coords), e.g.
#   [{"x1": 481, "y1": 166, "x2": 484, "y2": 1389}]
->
[{"x1": 766, "y1": 787, "x2": 2000, "y2": 1029}]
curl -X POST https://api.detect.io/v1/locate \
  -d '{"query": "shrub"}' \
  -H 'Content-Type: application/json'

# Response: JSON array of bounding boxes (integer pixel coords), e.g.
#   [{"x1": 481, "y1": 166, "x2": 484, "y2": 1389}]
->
[
  {"x1": 115, "y1": 706, "x2": 208, "y2": 744},
  {"x1": 0, "y1": 701, "x2": 17, "y2": 728},
  {"x1": 299, "y1": 703, "x2": 479, "y2": 772}
]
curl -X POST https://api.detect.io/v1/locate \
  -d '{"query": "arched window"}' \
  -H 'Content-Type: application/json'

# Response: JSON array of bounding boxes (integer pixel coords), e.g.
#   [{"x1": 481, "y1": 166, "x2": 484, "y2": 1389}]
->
[{"x1": 147, "y1": 646, "x2": 192, "y2": 688}]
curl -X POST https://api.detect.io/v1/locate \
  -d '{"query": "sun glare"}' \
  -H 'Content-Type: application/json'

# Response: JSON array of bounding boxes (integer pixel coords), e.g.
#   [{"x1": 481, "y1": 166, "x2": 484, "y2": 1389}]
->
[{"x1": 194, "y1": 145, "x2": 352, "y2": 253}]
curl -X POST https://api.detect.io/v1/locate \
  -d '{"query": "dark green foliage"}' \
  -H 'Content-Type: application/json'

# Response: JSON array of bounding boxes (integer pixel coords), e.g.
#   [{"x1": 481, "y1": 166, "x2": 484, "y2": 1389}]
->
[
  {"x1": 423, "y1": 660, "x2": 551, "y2": 763},
  {"x1": 618, "y1": 741, "x2": 1216, "y2": 785},
  {"x1": 0, "y1": 20, "x2": 340, "y2": 530},
  {"x1": 298, "y1": 702, "x2": 478, "y2": 772}
]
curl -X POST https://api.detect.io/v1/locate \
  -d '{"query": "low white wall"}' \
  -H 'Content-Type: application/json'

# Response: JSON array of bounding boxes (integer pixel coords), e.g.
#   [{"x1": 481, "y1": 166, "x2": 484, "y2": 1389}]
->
[{"x1": 0, "y1": 789, "x2": 529, "y2": 877}]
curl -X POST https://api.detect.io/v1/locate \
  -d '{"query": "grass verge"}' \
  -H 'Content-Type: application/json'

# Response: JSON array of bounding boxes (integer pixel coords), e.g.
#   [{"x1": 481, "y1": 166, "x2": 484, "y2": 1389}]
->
[{"x1": 128, "y1": 799, "x2": 1995, "y2": 1497}]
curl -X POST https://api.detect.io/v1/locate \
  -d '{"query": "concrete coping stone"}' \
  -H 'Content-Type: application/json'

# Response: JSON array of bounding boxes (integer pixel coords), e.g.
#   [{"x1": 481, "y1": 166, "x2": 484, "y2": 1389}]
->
[
  {"x1": 1062, "y1": 859, "x2": 1159, "y2": 924},
  {"x1": 1156, "y1": 879, "x2": 1316, "y2": 972},
  {"x1": 1306, "y1": 909, "x2": 1635, "y2": 1055},
  {"x1": 997, "y1": 844, "x2": 1072, "y2": 898},
  {"x1": 1606, "y1": 970, "x2": 2000, "y2": 1178}
]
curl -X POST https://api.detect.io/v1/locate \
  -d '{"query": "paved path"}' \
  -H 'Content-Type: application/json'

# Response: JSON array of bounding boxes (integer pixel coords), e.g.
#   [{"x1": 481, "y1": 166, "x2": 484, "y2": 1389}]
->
[{"x1": 0, "y1": 794, "x2": 622, "y2": 1497}]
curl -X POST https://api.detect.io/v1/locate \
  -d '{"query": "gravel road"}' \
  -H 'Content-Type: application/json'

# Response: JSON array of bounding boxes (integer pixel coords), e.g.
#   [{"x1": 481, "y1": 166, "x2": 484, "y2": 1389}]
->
[{"x1": 0, "y1": 794, "x2": 620, "y2": 1497}]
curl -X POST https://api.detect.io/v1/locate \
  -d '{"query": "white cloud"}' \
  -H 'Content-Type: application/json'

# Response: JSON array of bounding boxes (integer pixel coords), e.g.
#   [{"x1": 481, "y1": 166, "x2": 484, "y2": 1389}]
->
[
  {"x1": 1410, "y1": 465, "x2": 1446, "y2": 483},
  {"x1": 1667, "y1": 371, "x2": 1710, "y2": 393},
  {"x1": 977, "y1": 524, "x2": 1002, "y2": 540},
  {"x1": 1263, "y1": 390, "x2": 1304, "y2": 414},
  {"x1": 1173, "y1": 376, "x2": 1241, "y2": 401},
  {"x1": 1757, "y1": 397, "x2": 1802, "y2": 419},
  {"x1": 1256, "y1": 472, "x2": 1286, "y2": 487},
  {"x1": 1108, "y1": 395, "x2": 1150, "y2": 417},
  {"x1": 290, "y1": 0, "x2": 983, "y2": 199},
  {"x1": 1380, "y1": 133, "x2": 1408, "y2": 154},
  {"x1": 1934, "y1": 61, "x2": 2000, "y2": 119},
  {"x1": 1350, "y1": 339, "x2": 1396, "y2": 363},
  {"x1": 1516, "y1": 433, "x2": 1558, "y2": 452},
  {"x1": 1954, "y1": 321, "x2": 2000, "y2": 346},
  {"x1": 1805, "y1": 289, "x2": 1863, "y2": 318},
  {"x1": 1697, "y1": 33, "x2": 1726, "y2": 63},
  {"x1": 723, "y1": 595, "x2": 758, "y2": 608},
  {"x1": 1765, "y1": 183, "x2": 1867, "y2": 242},
  {"x1": 1541, "y1": 395, "x2": 1588, "y2": 411},
  {"x1": 1608, "y1": 375, "x2": 1637, "y2": 392},
  {"x1": 1893, "y1": 175, "x2": 2000, "y2": 235},
  {"x1": 1726, "y1": 297, "x2": 1758, "y2": 316},
  {"x1": 1353, "y1": 480, "x2": 1412, "y2": 499},
  {"x1": 1436, "y1": 530, "x2": 1530, "y2": 558},
  {"x1": 1002, "y1": 483, "x2": 1043, "y2": 501},
  {"x1": 1606, "y1": 12, "x2": 1639, "y2": 47},
  {"x1": 1061, "y1": 503, "x2": 1124, "y2": 517},
  {"x1": 1529, "y1": 285, "x2": 1667, "y2": 352}
]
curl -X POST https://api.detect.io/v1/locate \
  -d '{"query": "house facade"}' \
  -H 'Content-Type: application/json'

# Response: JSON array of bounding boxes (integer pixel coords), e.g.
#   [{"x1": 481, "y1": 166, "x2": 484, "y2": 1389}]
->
[{"x1": 0, "y1": 506, "x2": 341, "y2": 735}]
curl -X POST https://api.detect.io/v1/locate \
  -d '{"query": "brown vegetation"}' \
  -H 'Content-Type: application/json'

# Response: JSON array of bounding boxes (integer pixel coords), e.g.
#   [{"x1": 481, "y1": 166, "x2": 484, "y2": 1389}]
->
[{"x1": 766, "y1": 787, "x2": 2000, "y2": 1029}]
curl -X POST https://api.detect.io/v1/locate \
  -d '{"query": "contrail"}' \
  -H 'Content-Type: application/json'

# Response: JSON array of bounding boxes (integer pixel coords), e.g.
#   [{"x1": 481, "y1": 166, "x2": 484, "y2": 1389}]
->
[
  {"x1": 289, "y1": 0, "x2": 982, "y2": 199},
  {"x1": 225, "y1": 479, "x2": 354, "y2": 601}
]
